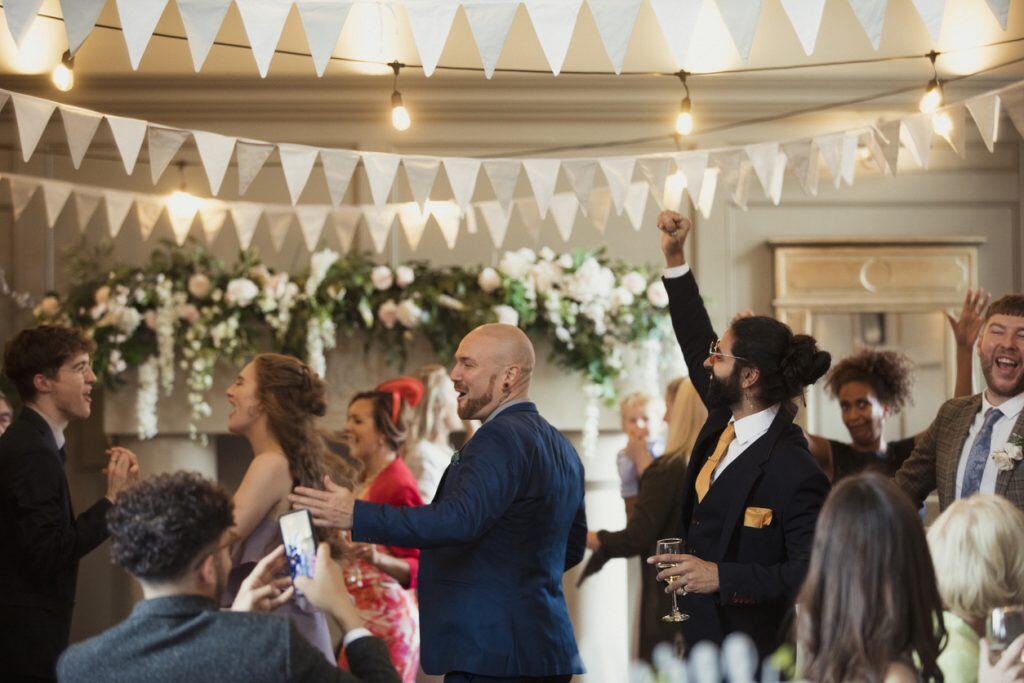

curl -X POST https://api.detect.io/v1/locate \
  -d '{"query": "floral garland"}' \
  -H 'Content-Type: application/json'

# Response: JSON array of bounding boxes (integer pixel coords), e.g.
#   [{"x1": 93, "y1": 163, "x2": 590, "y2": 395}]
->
[{"x1": 32, "y1": 241, "x2": 674, "y2": 451}]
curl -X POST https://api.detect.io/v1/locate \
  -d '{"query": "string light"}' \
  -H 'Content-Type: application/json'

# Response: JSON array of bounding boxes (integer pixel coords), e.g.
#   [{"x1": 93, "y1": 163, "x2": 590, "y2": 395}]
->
[
  {"x1": 50, "y1": 51, "x2": 74, "y2": 92},
  {"x1": 919, "y1": 51, "x2": 943, "y2": 113},
  {"x1": 166, "y1": 161, "x2": 201, "y2": 222},
  {"x1": 389, "y1": 61, "x2": 411, "y2": 132},
  {"x1": 675, "y1": 71, "x2": 694, "y2": 136}
]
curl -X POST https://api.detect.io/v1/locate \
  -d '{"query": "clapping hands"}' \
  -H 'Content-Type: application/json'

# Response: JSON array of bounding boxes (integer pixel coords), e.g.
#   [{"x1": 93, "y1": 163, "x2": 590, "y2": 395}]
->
[{"x1": 103, "y1": 446, "x2": 141, "y2": 501}]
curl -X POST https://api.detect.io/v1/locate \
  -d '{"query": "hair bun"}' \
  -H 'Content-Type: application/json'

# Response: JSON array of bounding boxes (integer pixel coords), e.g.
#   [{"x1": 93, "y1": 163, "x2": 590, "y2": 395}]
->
[
  {"x1": 781, "y1": 335, "x2": 832, "y2": 391},
  {"x1": 298, "y1": 366, "x2": 328, "y2": 417}
]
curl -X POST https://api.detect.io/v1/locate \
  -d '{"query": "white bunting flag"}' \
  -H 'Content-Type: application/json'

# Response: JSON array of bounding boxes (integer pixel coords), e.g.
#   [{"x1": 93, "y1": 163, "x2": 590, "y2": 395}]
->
[
  {"x1": 524, "y1": 0, "x2": 584, "y2": 76},
  {"x1": 874, "y1": 119, "x2": 902, "y2": 173},
  {"x1": 662, "y1": 172, "x2": 686, "y2": 212},
  {"x1": 587, "y1": 189, "x2": 612, "y2": 233},
  {"x1": 403, "y1": 157, "x2": 441, "y2": 211},
  {"x1": 549, "y1": 192, "x2": 579, "y2": 241},
  {"x1": 522, "y1": 158, "x2": 560, "y2": 218},
  {"x1": 483, "y1": 159, "x2": 522, "y2": 211},
  {"x1": 236, "y1": 140, "x2": 276, "y2": 195},
  {"x1": 442, "y1": 157, "x2": 481, "y2": 213},
  {"x1": 966, "y1": 93, "x2": 1001, "y2": 153},
  {"x1": 4, "y1": 0, "x2": 43, "y2": 46},
  {"x1": 59, "y1": 105, "x2": 103, "y2": 170},
  {"x1": 107, "y1": 115, "x2": 148, "y2": 175},
  {"x1": 588, "y1": 0, "x2": 642, "y2": 74},
  {"x1": 623, "y1": 182, "x2": 649, "y2": 230},
  {"x1": 320, "y1": 149, "x2": 360, "y2": 208},
  {"x1": 104, "y1": 191, "x2": 136, "y2": 238},
  {"x1": 716, "y1": 0, "x2": 763, "y2": 63},
  {"x1": 675, "y1": 152, "x2": 708, "y2": 206},
  {"x1": 478, "y1": 200, "x2": 514, "y2": 248},
  {"x1": 42, "y1": 180, "x2": 73, "y2": 227},
  {"x1": 782, "y1": 139, "x2": 820, "y2": 195},
  {"x1": 11, "y1": 93, "x2": 56, "y2": 162},
  {"x1": 512, "y1": 198, "x2": 538, "y2": 243},
  {"x1": 295, "y1": 205, "x2": 330, "y2": 251},
  {"x1": 332, "y1": 206, "x2": 361, "y2": 253},
  {"x1": 147, "y1": 126, "x2": 190, "y2": 184},
  {"x1": 0, "y1": 90, "x2": 8, "y2": 113},
  {"x1": 900, "y1": 113, "x2": 934, "y2": 169},
  {"x1": 840, "y1": 132, "x2": 858, "y2": 186},
  {"x1": 431, "y1": 201, "x2": 462, "y2": 249},
  {"x1": 780, "y1": 0, "x2": 826, "y2": 55},
  {"x1": 168, "y1": 209, "x2": 197, "y2": 245},
  {"x1": 937, "y1": 104, "x2": 966, "y2": 157},
  {"x1": 296, "y1": 1, "x2": 353, "y2": 77},
  {"x1": 176, "y1": 0, "x2": 233, "y2": 71},
  {"x1": 636, "y1": 156, "x2": 673, "y2": 206},
  {"x1": 8, "y1": 175, "x2": 39, "y2": 220},
  {"x1": 362, "y1": 152, "x2": 402, "y2": 208},
  {"x1": 463, "y1": 1, "x2": 519, "y2": 78},
  {"x1": 136, "y1": 198, "x2": 164, "y2": 241},
  {"x1": 1001, "y1": 86, "x2": 1024, "y2": 140},
  {"x1": 403, "y1": 2, "x2": 460, "y2": 77},
  {"x1": 815, "y1": 133, "x2": 845, "y2": 187},
  {"x1": 230, "y1": 203, "x2": 264, "y2": 249},
  {"x1": 398, "y1": 202, "x2": 432, "y2": 250},
  {"x1": 278, "y1": 143, "x2": 319, "y2": 205},
  {"x1": 199, "y1": 204, "x2": 229, "y2": 244},
  {"x1": 984, "y1": 0, "x2": 1011, "y2": 29},
  {"x1": 236, "y1": 0, "x2": 293, "y2": 77},
  {"x1": 745, "y1": 141, "x2": 780, "y2": 197},
  {"x1": 363, "y1": 205, "x2": 398, "y2": 253},
  {"x1": 193, "y1": 131, "x2": 236, "y2": 195},
  {"x1": 562, "y1": 159, "x2": 598, "y2": 214},
  {"x1": 598, "y1": 157, "x2": 636, "y2": 214},
  {"x1": 465, "y1": 204, "x2": 478, "y2": 234},
  {"x1": 910, "y1": 0, "x2": 947, "y2": 41},
  {"x1": 768, "y1": 150, "x2": 788, "y2": 205},
  {"x1": 729, "y1": 160, "x2": 753, "y2": 210},
  {"x1": 60, "y1": 0, "x2": 106, "y2": 55},
  {"x1": 73, "y1": 190, "x2": 102, "y2": 231},
  {"x1": 698, "y1": 167, "x2": 719, "y2": 219},
  {"x1": 849, "y1": 0, "x2": 889, "y2": 49},
  {"x1": 116, "y1": 0, "x2": 170, "y2": 69},
  {"x1": 266, "y1": 208, "x2": 295, "y2": 252},
  {"x1": 648, "y1": 0, "x2": 701, "y2": 68}
]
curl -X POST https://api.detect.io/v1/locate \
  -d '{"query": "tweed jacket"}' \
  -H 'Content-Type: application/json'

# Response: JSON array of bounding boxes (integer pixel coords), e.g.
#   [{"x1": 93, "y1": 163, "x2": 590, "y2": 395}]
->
[{"x1": 895, "y1": 394, "x2": 1024, "y2": 512}]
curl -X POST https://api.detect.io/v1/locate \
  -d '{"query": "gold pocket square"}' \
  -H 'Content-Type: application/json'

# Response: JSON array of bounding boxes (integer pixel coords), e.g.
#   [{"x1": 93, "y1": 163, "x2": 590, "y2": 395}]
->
[{"x1": 744, "y1": 507, "x2": 773, "y2": 528}]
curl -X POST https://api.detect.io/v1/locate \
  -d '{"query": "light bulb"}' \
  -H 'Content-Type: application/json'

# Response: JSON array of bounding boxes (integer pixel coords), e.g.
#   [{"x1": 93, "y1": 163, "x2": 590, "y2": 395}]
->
[
  {"x1": 675, "y1": 97, "x2": 693, "y2": 136},
  {"x1": 932, "y1": 111, "x2": 953, "y2": 138},
  {"x1": 51, "y1": 61, "x2": 73, "y2": 92},
  {"x1": 391, "y1": 90, "x2": 411, "y2": 131},
  {"x1": 919, "y1": 79, "x2": 943, "y2": 113},
  {"x1": 167, "y1": 190, "x2": 202, "y2": 220}
]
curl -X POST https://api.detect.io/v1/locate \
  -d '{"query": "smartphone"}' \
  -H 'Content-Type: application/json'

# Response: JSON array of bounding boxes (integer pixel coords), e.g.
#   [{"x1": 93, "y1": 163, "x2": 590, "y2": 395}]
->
[{"x1": 279, "y1": 509, "x2": 318, "y2": 584}]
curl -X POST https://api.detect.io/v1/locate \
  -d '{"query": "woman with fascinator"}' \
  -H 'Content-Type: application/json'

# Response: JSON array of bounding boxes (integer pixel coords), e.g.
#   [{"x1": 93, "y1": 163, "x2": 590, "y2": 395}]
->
[{"x1": 336, "y1": 376, "x2": 425, "y2": 682}]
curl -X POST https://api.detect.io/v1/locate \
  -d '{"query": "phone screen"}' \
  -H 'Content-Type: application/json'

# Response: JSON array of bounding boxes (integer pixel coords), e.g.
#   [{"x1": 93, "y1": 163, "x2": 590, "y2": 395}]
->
[{"x1": 279, "y1": 509, "x2": 317, "y2": 583}]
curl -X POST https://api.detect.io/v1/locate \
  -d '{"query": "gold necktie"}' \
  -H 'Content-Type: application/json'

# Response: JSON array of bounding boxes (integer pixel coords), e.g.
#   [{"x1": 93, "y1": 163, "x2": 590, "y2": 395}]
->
[{"x1": 695, "y1": 422, "x2": 736, "y2": 503}]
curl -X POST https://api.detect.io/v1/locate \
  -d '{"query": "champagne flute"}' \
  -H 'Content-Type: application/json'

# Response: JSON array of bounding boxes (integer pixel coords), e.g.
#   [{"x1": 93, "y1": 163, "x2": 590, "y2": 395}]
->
[
  {"x1": 986, "y1": 606, "x2": 1024, "y2": 662},
  {"x1": 656, "y1": 537, "x2": 689, "y2": 623}
]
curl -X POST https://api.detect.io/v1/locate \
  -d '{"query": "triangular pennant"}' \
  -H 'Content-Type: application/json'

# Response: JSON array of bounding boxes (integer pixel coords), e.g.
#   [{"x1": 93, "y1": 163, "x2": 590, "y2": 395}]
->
[
  {"x1": 675, "y1": 152, "x2": 708, "y2": 206},
  {"x1": 549, "y1": 192, "x2": 579, "y2": 241},
  {"x1": 815, "y1": 133, "x2": 845, "y2": 185},
  {"x1": 104, "y1": 190, "x2": 135, "y2": 238},
  {"x1": 848, "y1": 0, "x2": 889, "y2": 49},
  {"x1": 442, "y1": 157, "x2": 481, "y2": 213},
  {"x1": 875, "y1": 119, "x2": 902, "y2": 173},
  {"x1": 332, "y1": 206, "x2": 360, "y2": 253},
  {"x1": 403, "y1": 1, "x2": 460, "y2": 77},
  {"x1": 729, "y1": 160, "x2": 754, "y2": 210},
  {"x1": 588, "y1": 0, "x2": 642, "y2": 74},
  {"x1": 516, "y1": 198, "x2": 543, "y2": 243},
  {"x1": 147, "y1": 126, "x2": 190, "y2": 184},
  {"x1": 199, "y1": 204, "x2": 229, "y2": 243},
  {"x1": 782, "y1": 139, "x2": 820, "y2": 195},
  {"x1": 73, "y1": 189, "x2": 102, "y2": 231},
  {"x1": 11, "y1": 93, "x2": 57, "y2": 162},
  {"x1": 363, "y1": 205, "x2": 398, "y2": 253},
  {"x1": 900, "y1": 113, "x2": 934, "y2": 169},
  {"x1": 598, "y1": 157, "x2": 635, "y2": 215},
  {"x1": 106, "y1": 115, "x2": 148, "y2": 175},
  {"x1": 697, "y1": 167, "x2": 719, "y2": 219},
  {"x1": 115, "y1": 0, "x2": 170, "y2": 69},
  {"x1": 744, "y1": 141, "x2": 780, "y2": 197},
  {"x1": 623, "y1": 182, "x2": 649, "y2": 230},
  {"x1": 587, "y1": 189, "x2": 612, "y2": 233},
  {"x1": 483, "y1": 159, "x2": 521, "y2": 212},
  {"x1": 966, "y1": 93, "x2": 1001, "y2": 153},
  {"x1": 0, "y1": 90, "x2": 8, "y2": 113},
  {"x1": 136, "y1": 198, "x2": 164, "y2": 241},
  {"x1": 1000, "y1": 86, "x2": 1024, "y2": 140},
  {"x1": 192, "y1": 131, "x2": 236, "y2": 195},
  {"x1": 662, "y1": 172, "x2": 686, "y2": 212},
  {"x1": 5, "y1": 0, "x2": 44, "y2": 46},
  {"x1": 265, "y1": 208, "x2": 295, "y2": 253},
  {"x1": 176, "y1": 0, "x2": 233, "y2": 70},
  {"x1": 984, "y1": 0, "x2": 1011, "y2": 29},
  {"x1": 320, "y1": 149, "x2": 359, "y2": 208},
  {"x1": 59, "y1": 105, "x2": 103, "y2": 170},
  {"x1": 168, "y1": 209, "x2": 197, "y2": 245},
  {"x1": 779, "y1": 0, "x2": 827, "y2": 55},
  {"x1": 477, "y1": 200, "x2": 514, "y2": 248},
  {"x1": 431, "y1": 202, "x2": 462, "y2": 249},
  {"x1": 716, "y1": 0, "x2": 763, "y2": 63},
  {"x1": 648, "y1": 0, "x2": 701, "y2": 68},
  {"x1": 236, "y1": 139, "x2": 276, "y2": 195},
  {"x1": 936, "y1": 105, "x2": 966, "y2": 157},
  {"x1": 60, "y1": 0, "x2": 107, "y2": 55},
  {"x1": 463, "y1": 1, "x2": 519, "y2": 78},
  {"x1": 636, "y1": 156, "x2": 673, "y2": 206},
  {"x1": 768, "y1": 151, "x2": 788, "y2": 205},
  {"x1": 840, "y1": 132, "x2": 859, "y2": 186},
  {"x1": 398, "y1": 202, "x2": 431, "y2": 251},
  {"x1": 362, "y1": 151, "x2": 402, "y2": 207},
  {"x1": 403, "y1": 156, "x2": 441, "y2": 211},
  {"x1": 7, "y1": 175, "x2": 40, "y2": 221},
  {"x1": 296, "y1": 1, "x2": 353, "y2": 77},
  {"x1": 522, "y1": 158, "x2": 560, "y2": 218},
  {"x1": 278, "y1": 143, "x2": 319, "y2": 205},
  {"x1": 41, "y1": 180, "x2": 73, "y2": 227},
  {"x1": 295, "y1": 205, "x2": 330, "y2": 251},
  {"x1": 230, "y1": 203, "x2": 263, "y2": 249},
  {"x1": 910, "y1": 0, "x2": 947, "y2": 41},
  {"x1": 235, "y1": 0, "x2": 293, "y2": 77},
  {"x1": 562, "y1": 159, "x2": 598, "y2": 213},
  {"x1": 523, "y1": 0, "x2": 584, "y2": 75},
  {"x1": 465, "y1": 205, "x2": 478, "y2": 234}
]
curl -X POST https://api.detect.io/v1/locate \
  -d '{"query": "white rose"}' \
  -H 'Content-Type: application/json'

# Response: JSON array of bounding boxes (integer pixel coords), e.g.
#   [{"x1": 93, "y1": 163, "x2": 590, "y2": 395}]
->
[
  {"x1": 558, "y1": 253, "x2": 574, "y2": 269},
  {"x1": 477, "y1": 267, "x2": 502, "y2": 293},
  {"x1": 225, "y1": 278, "x2": 259, "y2": 307},
  {"x1": 499, "y1": 248, "x2": 536, "y2": 280},
  {"x1": 609, "y1": 287, "x2": 635, "y2": 310},
  {"x1": 565, "y1": 257, "x2": 614, "y2": 304},
  {"x1": 539, "y1": 247, "x2": 556, "y2": 261},
  {"x1": 530, "y1": 261, "x2": 563, "y2": 295},
  {"x1": 35, "y1": 296, "x2": 61, "y2": 319},
  {"x1": 310, "y1": 249, "x2": 339, "y2": 282},
  {"x1": 993, "y1": 442, "x2": 1023, "y2": 471},
  {"x1": 188, "y1": 273, "x2": 212, "y2": 299},
  {"x1": 646, "y1": 280, "x2": 669, "y2": 308},
  {"x1": 377, "y1": 300, "x2": 399, "y2": 329},
  {"x1": 396, "y1": 299, "x2": 423, "y2": 328},
  {"x1": 493, "y1": 305, "x2": 519, "y2": 327},
  {"x1": 371, "y1": 265, "x2": 394, "y2": 291},
  {"x1": 94, "y1": 285, "x2": 111, "y2": 305},
  {"x1": 264, "y1": 273, "x2": 289, "y2": 300},
  {"x1": 113, "y1": 306, "x2": 141, "y2": 335},
  {"x1": 621, "y1": 271, "x2": 648, "y2": 296},
  {"x1": 555, "y1": 326, "x2": 572, "y2": 343},
  {"x1": 395, "y1": 265, "x2": 415, "y2": 288}
]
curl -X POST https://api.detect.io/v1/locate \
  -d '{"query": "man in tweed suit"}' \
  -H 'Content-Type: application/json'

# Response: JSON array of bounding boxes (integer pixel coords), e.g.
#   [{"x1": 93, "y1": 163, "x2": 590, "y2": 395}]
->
[{"x1": 896, "y1": 294, "x2": 1024, "y2": 511}]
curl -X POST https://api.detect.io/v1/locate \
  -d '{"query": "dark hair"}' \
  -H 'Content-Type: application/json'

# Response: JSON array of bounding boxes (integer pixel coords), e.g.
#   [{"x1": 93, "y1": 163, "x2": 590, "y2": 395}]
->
[
  {"x1": 2, "y1": 325, "x2": 96, "y2": 401},
  {"x1": 350, "y1": 391, "x2": 408, "y2": 452},
  {"x1": 825, "y1": 349, "x2": 915, "y2": 413},
  {"x1": 107, "y1": 472, "x2": 234, "y2": 582},
  {"x1": 730, "y1": 316, "x2": 831, "y2": 408},
  {"x1": 798, "y1": 473, "x2": 946, "y2": 683},
  {"x1": 986, "y1": 294, "x2": 1024, "y2": 322},
  {"x1": 253, "y1": 353, "x2": 355, "y2": 490}
]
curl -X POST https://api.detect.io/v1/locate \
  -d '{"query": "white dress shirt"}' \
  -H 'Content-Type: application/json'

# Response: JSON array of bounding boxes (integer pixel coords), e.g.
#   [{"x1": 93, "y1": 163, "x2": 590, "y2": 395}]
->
[
  {"x1": 712, "y1": 404, "x2": 780, "y2": 482},
  {"x1": 663, "y1": 263, "x2": 691, "y2": 280},
  {"x1": 954, "y1": 391, "x2": 1024, "y2": 498}
]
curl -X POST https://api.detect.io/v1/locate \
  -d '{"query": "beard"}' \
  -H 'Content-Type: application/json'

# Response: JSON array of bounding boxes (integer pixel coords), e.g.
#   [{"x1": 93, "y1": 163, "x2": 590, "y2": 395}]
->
[
  {"x1": 981, "y1": 353, "x2": 1024, "y2": 399},
  {"x1": 458, "y1": 373, "x2": 498, "y2": 420},
  {"x1": 705, "y1": 366, "x2": 743, "y2": 411}
]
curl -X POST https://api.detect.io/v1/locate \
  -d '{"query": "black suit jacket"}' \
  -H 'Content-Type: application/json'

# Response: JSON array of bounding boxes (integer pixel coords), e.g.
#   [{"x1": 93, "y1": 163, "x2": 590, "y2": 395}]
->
[
  {"x1": 0, "y1": 407, "x2": 111, "y2": 678},
  {"x1": 664, "y1": 271, "x2": 829, "y2": 659},
  {"x1": 57, "y1": 595, "x2": 400, "y2": 683}
]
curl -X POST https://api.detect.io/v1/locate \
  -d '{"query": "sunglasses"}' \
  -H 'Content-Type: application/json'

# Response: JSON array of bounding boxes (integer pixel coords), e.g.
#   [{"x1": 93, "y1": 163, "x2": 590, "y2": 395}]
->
[{"x1": 708, "y1": 339, "x2": 748, "y2": 363}]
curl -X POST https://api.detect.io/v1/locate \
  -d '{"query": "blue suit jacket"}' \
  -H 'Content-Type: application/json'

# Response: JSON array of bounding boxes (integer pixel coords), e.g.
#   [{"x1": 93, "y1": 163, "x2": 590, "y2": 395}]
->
[{"x1": 353, "y1": 402, "x2": 587, "y2": 677}]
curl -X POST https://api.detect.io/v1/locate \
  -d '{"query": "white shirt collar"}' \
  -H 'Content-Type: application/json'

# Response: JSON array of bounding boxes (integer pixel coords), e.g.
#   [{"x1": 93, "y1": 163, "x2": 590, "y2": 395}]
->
[
  {"x1": 730, "y1": 403, "x2": 780, "y2": 445},
  {"x1": 982, "y1": 390, "x2": 1024, "y2": 421}
]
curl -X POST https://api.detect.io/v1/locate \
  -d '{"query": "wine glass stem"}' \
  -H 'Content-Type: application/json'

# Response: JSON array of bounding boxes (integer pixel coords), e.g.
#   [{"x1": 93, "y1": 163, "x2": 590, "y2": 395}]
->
[{"x1": 671, "y1": 587, "x2": 680, "y2": 614}]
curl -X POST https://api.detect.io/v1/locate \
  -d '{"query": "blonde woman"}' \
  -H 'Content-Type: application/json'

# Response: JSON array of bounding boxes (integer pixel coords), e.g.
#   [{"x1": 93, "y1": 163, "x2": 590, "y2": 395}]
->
[
  {"x1": 928, "y1": 495, "x2": 1024, "y2": 683},
  {"x1": 578, "y1": 378, "x2": 707, "y2": 661},
  {"x1": 403, "y1": 364, "x2": 466, "y2": 504}
]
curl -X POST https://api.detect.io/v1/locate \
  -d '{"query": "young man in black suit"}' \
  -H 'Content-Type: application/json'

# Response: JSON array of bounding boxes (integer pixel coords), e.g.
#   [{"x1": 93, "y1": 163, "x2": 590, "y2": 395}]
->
[
  {"x1": 648, "y1": 211, "x2": 832, "y2": 660},
  {"x1": 0, "y1": 325, "x2": 140, "y2": 681}
]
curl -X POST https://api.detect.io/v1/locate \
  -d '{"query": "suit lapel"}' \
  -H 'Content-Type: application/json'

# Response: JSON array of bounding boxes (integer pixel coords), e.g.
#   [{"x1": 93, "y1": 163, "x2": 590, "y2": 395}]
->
[
  {"x1": 995, "y1": 410, "x2": 1024, "y2": 496},
  {"x1": 681, "y1": 410, "x2": 730, "y2": 528},
  {"x1": 940, "y1": 396, "x2": 981, "y2": 505}
]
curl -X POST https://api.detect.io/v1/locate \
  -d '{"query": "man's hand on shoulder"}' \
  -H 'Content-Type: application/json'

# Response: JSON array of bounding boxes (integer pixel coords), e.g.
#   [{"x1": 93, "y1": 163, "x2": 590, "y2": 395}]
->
[{"x1": 288, "y1": 475, "x2": 355, "y2": 530}]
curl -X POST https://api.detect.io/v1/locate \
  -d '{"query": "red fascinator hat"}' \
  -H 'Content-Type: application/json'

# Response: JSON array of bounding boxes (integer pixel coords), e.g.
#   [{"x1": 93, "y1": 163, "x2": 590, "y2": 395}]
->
[{"x1": 375, "y1": 376, "x2": 425, "y2": 424}]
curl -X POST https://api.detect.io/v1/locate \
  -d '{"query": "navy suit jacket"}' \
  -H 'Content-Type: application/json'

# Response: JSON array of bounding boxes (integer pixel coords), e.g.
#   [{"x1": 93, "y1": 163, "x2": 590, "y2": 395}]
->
[
  {"x1": 665, "y1": 271, "x2": 829, "y2": 659},
  {"x1": 353, "y1": 402, "x2": 587, "y2": 677}
]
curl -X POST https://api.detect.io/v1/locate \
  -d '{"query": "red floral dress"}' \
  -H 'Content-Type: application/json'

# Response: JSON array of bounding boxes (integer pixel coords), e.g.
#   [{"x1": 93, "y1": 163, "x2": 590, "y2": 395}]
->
[{"x1": 338, "y1": 458, "x2": 423, "y2": 682}]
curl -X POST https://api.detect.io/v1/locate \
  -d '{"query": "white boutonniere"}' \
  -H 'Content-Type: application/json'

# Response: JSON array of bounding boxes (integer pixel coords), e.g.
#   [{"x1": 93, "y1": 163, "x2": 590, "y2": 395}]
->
[{"x1": 992, "y1": 434, "x2": 1024, "y2": 472}]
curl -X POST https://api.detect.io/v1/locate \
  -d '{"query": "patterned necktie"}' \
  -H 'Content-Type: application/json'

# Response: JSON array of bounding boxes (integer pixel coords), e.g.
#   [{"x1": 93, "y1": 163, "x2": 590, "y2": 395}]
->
[
  {"x1": 696, "y1": 423, "x2": 736, "y2": 503},
  {"x1": 960, "y1": 407, "x2": 1003, "y2": 498}
]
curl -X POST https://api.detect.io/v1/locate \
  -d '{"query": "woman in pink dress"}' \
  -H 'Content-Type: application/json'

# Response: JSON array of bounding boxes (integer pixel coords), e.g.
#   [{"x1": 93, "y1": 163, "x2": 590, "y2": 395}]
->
[{"x1": 337, "y1": 377, "x2": 425, "y2": 682}]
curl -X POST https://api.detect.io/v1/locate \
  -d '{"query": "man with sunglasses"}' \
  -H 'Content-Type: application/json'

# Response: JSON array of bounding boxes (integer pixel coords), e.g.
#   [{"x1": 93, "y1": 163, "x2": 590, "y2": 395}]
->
[{"x1": 646, "y1": 211, "x2": 831, "y2": 661}]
